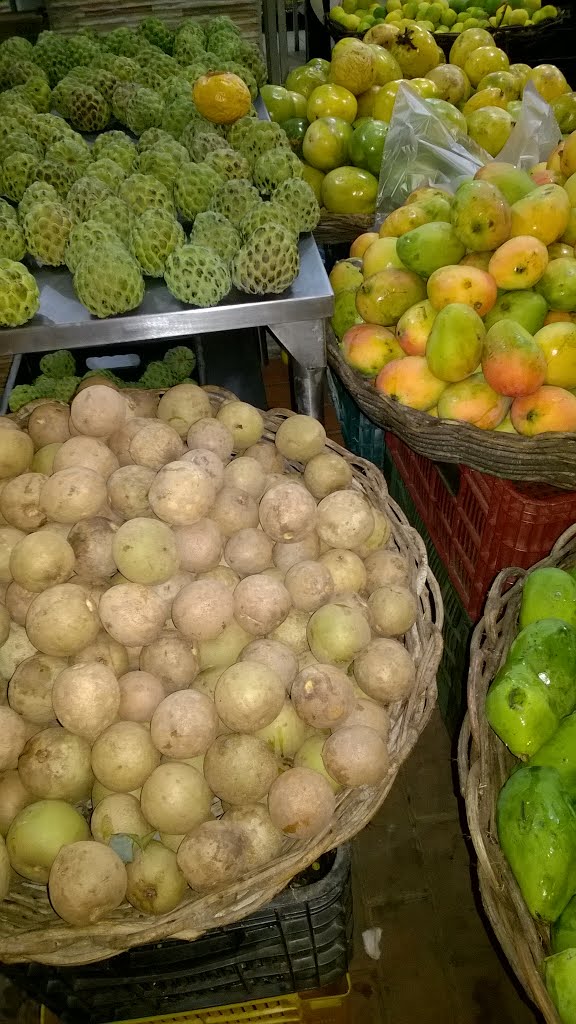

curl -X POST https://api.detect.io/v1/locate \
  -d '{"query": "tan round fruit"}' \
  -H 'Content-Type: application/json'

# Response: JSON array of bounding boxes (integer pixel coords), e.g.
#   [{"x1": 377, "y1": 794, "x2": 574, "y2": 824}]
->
[
  {"x1": 319, "y1": 549, "x2": 367, "y2": 594},
  {"x1": 27, "y1": 403, "x2": 71, "y2": 447},
  {"x1": 224, "y1": 527, "x2": 273, "y2": 577},
  {"x1": 187, "y1": 417, "x2": 234, "y2": 462},
  {"x1": 316, "y1": 490, "x2": 374, "y2": 549},
  {"x1": 293, "y1": 734, "x2": 341, "y2": 793},
  {"x1": 193, "y1": 667, "x2": 222, "y2": 699},
  {"x1": 215, "y1": 661, "x2": 285, "y2": 732},
  {"x1": 0, "y1": 431, "x2": 33, "y2": 479},
  {"x1": 216, "y1": 401, "x2": 264, "y2": 451},
  {"x1": 172, "y1": 519, "x2": 221, "y2": 574},
  {"x1": 129, "y1": 420, "x2": 185, "y2": 470},
  {"x1": 172, "y1": 579, "x2": 234, "y2": 641},
  {"x1": 68, "y1": 518, "x2": 118, "y2": 580},
  {"x1": 40, "y1": 467, "x2": 107, "y2": 524},
  {"x1": 234, "y1": 574, "x2": 292, "y2": 636},
  {"x1": 274, "y1": 415, "x2": 326, "y2": 463},
  {"x1": 354, "y1": 508, "x2": 391, "y2": 558},
  {"x1": 268, "y1": 766, "x2": 335, "y2": 838},
  {"x1": 91, "y1": 721, "x2": 160, "y2": 791},
  {"x1": 8, "y1": 654, "x2": 67, "y2": 725},
  {"x1": 157, "y1": 382, "x2": 212, "y2": 437},
  {"x1": 365, "y1": 549, "x2": 408, "y2": 592},
  {"x1": 19, "y1": 726, "x2": 93, "y2": 799},
  {"x1": 244, "y1": 442, "x2": 284, "y2": 473},
  {"x1": 303, "y1": 451, "x2": 352, "y2": 500},
  {"x1": 53, "y1": 436, "x2": 119, "y2": 480},
  {"x1": 107, "y1": 464, "x2": 156, "y2": 519},
  {"x1": 284, "y1": 559, "x2": 334, "y2": 612},
  {"x1": 10, "y1": 531, "x2": 75, "y2": 593},
  {"x1": 99, "y1": 583, "x2": 166, "y2": 646},
  {"x1": 31, "y1": 443, "x2": 62, "y2": 475},
  {"x1": 108, "y1": 417, "x2": 149, "y2": 466},
  {"x1": 0, "y1": 473, "x2": 47, "y2": 531},
  {"x1": 259, "y1": 482, "x2": 316, "y2": 542},
  {"x1": 151, "y1": 689, "x2": 218, "y2": 758},
  {"x1": 126, "y1": 839, "x2": 187, "y2": 915},
  {"x1": 0, "y1": 706, "x2": 27, "y2": 770},
  {"x1": 202, "y1": 565, "x2": 240, "y2": 589},
  {"x1": 52, "y1": 662, "x2": 120, "y2": 741},
  {"x1": 333, "y1": 697, "x2": 390, "y2": 739},
  {"x1": 369, "y1": 584, "x2": 417, "y2": 637},
  {"x1": 0, "y1": 527, "x2": 26, "y2": 583},
  {"x1": 291, "y1": 663, "x2": 354, "y2": 729},
  {"x1": 73, "y1": 632, "x2": 129, "y2": 676},
  {"x1": 210, "y1": 486, "x2": 259, "y2": 537},
  {"x1": 125, "y1": 391, "x2": 160, "y2": 418},
  {"x1": 203, "y1": 733, "x2": 279, "y2": 805},
  {"x1": 1, "y1": 591, "x2": 15, "y2": 632},
  {"x1": 272, "y1": 533, "x2": 320, "y2": 572},
  {"x1": 26, "y1": 583, "x2": 100, "y2": 656},
  {"x1": 140, "y1": 633, "x2": 199, "y2": 693},
  {"x1": 111, "y1": 518, "x2": 179, "y2": 585},
  {"x1": 118, "y1": 670, "x2": 165, "y2": 721},
  {"x1": 240, "y1": 638, "x2": 298, "y2": 690},
  {"x1": 322, "y1": 725, "x2": 388, "y2": 786},
  {"x1": 140, "y1": 761, "x2": 212, "y2": 833},
  {"x1": 49, "y1": 841, "x2": 127, "y2": 925},
  {"x1": 223, "y1": 457, "x2": 266, "y2": 499},
  {"x1": 148, "y1": 461, "x2": 217, "y2": 526},
  {"x1": 0, "y1": 770, "x2": 34, "y2": 837},
  {"x1": 255, "y1": 698, "x2": 313, "y2": 758},
  {"x1": 70, "y1": 385, "x2": 126, "y2": 437},
  {"x1": 180, "y1": 447, "x2": 224, "y2": 491},
  {"x1": 7, "y1": 798, "x2": 90, "y2": 882},
  {"x1": 159, "y1": 832, "x2": 184, "y2": 852},
  {"x1": 0, "y1": 622, "x2": 36, "y2": 679},
  {"x1": 307, "y1": 602, "x2": 371, "y2": 664},
  {"x1": 270, "y1": 608, "x2": 310, "y2": 654},
  {"x1": 197, "y1": 618, "x2": 251, "y2": 671},
  {"x1": 0, "y1": 834, "x2": 9, "y2": 898},
  {"x1": 90, "y1": 792, "x2": 150, "y2": 844},
  {"x1": 353, "y1": 637, "x2": 416, "y2": 702},
  {"x1": 177, "y1": 819, "x2": 247, "y2": 891},
  {"x1": 223, "y1": 804, "x2": 283, "y2": 870}
]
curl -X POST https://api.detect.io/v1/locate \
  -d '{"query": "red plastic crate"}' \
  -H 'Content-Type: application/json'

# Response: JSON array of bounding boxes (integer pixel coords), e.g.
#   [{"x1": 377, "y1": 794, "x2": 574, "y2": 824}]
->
[{"x1": 386, "y1": 433, "x2": 576, "y2": 621}]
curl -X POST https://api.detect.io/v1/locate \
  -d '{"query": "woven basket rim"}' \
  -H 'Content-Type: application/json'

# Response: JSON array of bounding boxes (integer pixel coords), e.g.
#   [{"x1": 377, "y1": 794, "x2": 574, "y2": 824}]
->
[
  {"x1": 324, "y1": 7, "x2": 569, "y2": 40},
  {"x1": 458, "y1": 523, "x2": 576, "y2": 1024},
  {"x1": 0, "y1": 386, "x2": 443, "y2": 967},
  {"x1": 328, "y1": 334, "x2": 576, "y2": 490}
]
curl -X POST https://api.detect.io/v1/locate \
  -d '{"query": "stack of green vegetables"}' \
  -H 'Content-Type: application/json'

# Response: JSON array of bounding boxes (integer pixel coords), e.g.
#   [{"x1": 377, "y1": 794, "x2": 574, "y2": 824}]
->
[{"x1": 486, "y1": 567, "x2": 576, "y2": 1023}]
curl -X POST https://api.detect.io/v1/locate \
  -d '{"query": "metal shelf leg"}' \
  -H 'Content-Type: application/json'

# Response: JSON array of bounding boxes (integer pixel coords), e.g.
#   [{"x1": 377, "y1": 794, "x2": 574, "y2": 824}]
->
[{"x1": 268, "y1": 318, "x2": 326, "y2": 421}]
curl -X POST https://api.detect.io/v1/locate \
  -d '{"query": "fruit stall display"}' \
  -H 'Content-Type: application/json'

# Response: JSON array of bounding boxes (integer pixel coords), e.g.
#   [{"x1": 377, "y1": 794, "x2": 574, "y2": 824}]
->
[
  {"x1": 0, "y1": 16, "x2": 325, "y2": 327},
  {"x1": 461, "y1": 526, "x2": 576, "y2": 1023},
  {"x1": 0, "y1": 382, "x2": 442, "y2": 964},
  {"x1": 329, "y1": 0, "x2": 561, "y2": 39}
]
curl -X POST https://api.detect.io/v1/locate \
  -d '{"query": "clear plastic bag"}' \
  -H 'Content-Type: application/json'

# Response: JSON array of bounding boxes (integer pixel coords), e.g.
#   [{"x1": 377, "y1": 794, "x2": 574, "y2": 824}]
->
[{"x1": 376, "y1": 81, "x2": 561, "y2": 221}]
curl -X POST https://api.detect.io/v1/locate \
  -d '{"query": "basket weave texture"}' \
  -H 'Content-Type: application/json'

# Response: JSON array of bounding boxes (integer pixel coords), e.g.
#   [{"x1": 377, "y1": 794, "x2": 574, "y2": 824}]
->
[
  {"x1": 44, "y1": 0, "x2": 262, "y2": 41},
  {"x1": 0, "y1": 387, "x2": 443, "y2": 968},
  {"x1": 315, "y1": 212, "x2": 374, "y2": 244},
  {"x1": 458, "y1": 524, "x2": 576, "y2": 1024},
  {"x1": 328, "y1": 334, "x2": 576, "y2": 490}
]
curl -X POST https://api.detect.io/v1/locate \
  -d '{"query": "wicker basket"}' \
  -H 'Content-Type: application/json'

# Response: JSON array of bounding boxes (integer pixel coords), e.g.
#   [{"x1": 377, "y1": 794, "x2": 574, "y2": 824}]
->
[
  {"x1": 315, "y1": 212, "x2": 374, "y2": 245},
  {"x1": 458, "y1": 524, "x2": 576, "y2": 1023},
  {"x1": 0, "y1": 386, "x2": 443, "y2": 968},
  {"x1": 44, "y1": 0, "x2": 262, "y2": 42},
  {"x1": 328, "y1": 334, "x2": 576, "y2": 490}
]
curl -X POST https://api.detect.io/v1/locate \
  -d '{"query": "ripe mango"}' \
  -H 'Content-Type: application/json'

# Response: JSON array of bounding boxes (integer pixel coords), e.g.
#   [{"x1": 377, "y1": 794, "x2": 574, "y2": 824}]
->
[
  {"x1": 474, "y1": 161, "x2": 536, "y2": 205},
  {"x1": 482, "y1": 319, "x2": 546, "y2": 397},
  {"x1": 426, "y1": 302, "x2": 484, "y2": 381},
  {"x1": 451, "y1": 179, "x2": 511, "y2": 251}
]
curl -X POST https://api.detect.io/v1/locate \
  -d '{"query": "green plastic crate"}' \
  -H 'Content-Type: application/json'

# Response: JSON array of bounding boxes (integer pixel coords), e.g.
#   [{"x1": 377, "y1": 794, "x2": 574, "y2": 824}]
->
[{"x1": 328, "y1": 371, "x2": 472, "y2": 737}]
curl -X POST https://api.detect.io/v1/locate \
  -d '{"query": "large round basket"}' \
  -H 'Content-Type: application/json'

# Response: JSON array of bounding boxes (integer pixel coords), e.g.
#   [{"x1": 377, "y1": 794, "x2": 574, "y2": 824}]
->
[
  {"x1": 328, "y1": 333, "x2": 576, "y2": 490},
  {"x1": 315, "y1": 212, "x2": 374, "y2": 245},
  {"x1": 0, "y1": 386, "x2": 443, "y2": 967},
  {"x1": 458, "y1": 524, "x2": 576, "y2": 1023}
]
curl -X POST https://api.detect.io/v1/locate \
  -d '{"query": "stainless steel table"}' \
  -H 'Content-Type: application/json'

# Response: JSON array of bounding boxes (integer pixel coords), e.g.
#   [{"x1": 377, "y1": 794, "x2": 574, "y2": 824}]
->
[{"x1": 0, "y1": 236, "x2": 334, "y2": 420}]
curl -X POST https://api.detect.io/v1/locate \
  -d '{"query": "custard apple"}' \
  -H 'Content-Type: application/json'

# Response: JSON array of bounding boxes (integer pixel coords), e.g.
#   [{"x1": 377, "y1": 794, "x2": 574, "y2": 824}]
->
[
  {"x1": 174, "y1": 163, "x2": 223, "y2": 221},
  {"x1": 0, "y1": 37, "x2": 35, "y2": 62},
  {"x1": 125, "y1": 87, "x2": 164, "y2": 136},
  {"x1": 178, "y1": 61, "x2": 209, "y2": 87},
  {"x1": 112, "y1": 81, "x2": 140, "y2": 122},
  {"x1": 0, "y1": 258, "x2": 39, "y2": 326},
  {"x1": 189, "y1": 210, "x2": 240, "y2": 264},
  {"x1": 19, "y1": 180, "x2": 58, "y2": 218},
  {"x1": 103, "y1": 55, "x2": 140, "y2": 82},
  {"x1": 103, "y1": 27, "x2": 141, "y2": 57},
  {"x1": 67, "y1": 176, "x2": 112, "y2": 222},
  {"x1": 160, "y1": 76, "x2": 192, "y2": 105},
  {"x1": 161, "y1": 97, "x2": 197, "y2": 137},
  {"x1": 0, "y1": 117, "x2": 25, "y2": 141},
  {"x1": 91, "y1": 195, "x2": 133, "y2": 243},
  {"x1": 209, "y1": 178, "x2": 262, "y2": 226},
  {"x1": 173, "y1": 33, "x2": 206, "y2": 65},
  {"x1": 0, "y1": 93, "x2": 35, "y2": 123},
  {"x1": 253, "y1": 150, "x2": 303, "y2": 197},
  {"x1": 187, "y1": 131, "x2": 232, "y2": 164},
  {"x1": 232, "y1": 224, "x2": 299, "y2": 295},
  {"x1": 137, "y1": 127, "x2": 173, "y2": 152},
  {"x1": 49, "y1": 78, "x2": 75, "y2": 119},
  {"x1": 230, "y1": 40, "x2": 267, "y2": 88},
  {"x1": 27, "y1": 113, "x2": 72, "y2": 148},
  {"x1": 89, "y1": 157, "x2": 126, "y2": 191},
  {"x1": 180, "y1": 118, "x2": 225, "y2": 154},
  {"x1": 4, "y1": 59, "x2": 47, "y2": 87},
  {"x1": 33, "y1": 34, "x2": 73, "y2": 86},
  {"x1": 238, "y1": 121, "x2": 290, "y2": 166},
  {"x1": 66, "y1": 33, "x2": 101, "y2": 67},
  {"x1": 23, "y1": 199, "x2": 74, "y2": 266},
  {"x1": 0, "y1": 198, "x2": 17, "y2": 221},
  {"x1": 239, "y1": 202, "x2": 298, "y2": 240},
  {"x1": 1, "y1": 152, "x2": 39, "y2": 201},
  {"x1": 65, "y1": 219, "x2": 126, "y2": 273},
  {"x1": 130, "y1": 207, "x2": 185, "y2": 276},
  {"x1": 134, "y1": 64, "x2": 166, "y2": 92},
  {"x1": 36, "y1": 157, "x2": 79, "y2": 197},
  {"x1": 3, "y1": 131, "x2": 42, "y2": 160},
  {"x1": 272, "y1": 178, "x2": 320, "y2": 233},
  {"x1": 67, "y1": 84, "x2": 111, "y2": 132},
  {"x1": 46, "y1": 138, "x2": 90, "y2": 171},
  {"x1": 93, "y1": 129, "x2": 134, "y2": 159},
  {"x1": 165, "y1": 244, "x2": 231, "y2": 306},
  {"x1": 0, "y1": 215, "x2": 26, "y2": 261},
  {"x1": 137, "y1": 18, "x2": 175, "y2": 55},
  {"x1": 74, "y1": 246, "x2": 144, "y2": 318},
  {"x1": 136, "y1": 148, "x2": 181, "y2": 191},
  {"x1": 120, "y1": 173, "x2": 173, "y2": 216},
  {"x1": 204, "y1": 147, "x2": 252, "y2": 182},
  {"x1": 150, "y1": 138, "x2": 189, "y2": 165}
]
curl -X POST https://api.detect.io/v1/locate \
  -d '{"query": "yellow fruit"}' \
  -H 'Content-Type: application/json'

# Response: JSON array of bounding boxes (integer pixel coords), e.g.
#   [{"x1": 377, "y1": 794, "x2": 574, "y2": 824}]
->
[
  {"x1": 300, "y1": 162, "x2": 325, "y2": 202},
  {"x1": 463, "y1": 47, "x2": 509, "y2": 89},
  {"x1": 388, "y1": 24, "x2": 440, "y2": 77},
  {"x1": 527, "y1": 64, "x2": 570, "y2": 102},
  {"x1": 449, "y1": 27, "x2": 493, "y2": 69},
  {"x1": 462, "y1": 88, "x2": 509, "y2": 115},
  {"x1": 329, "y1": 40, "x2": 375, "y2": 95},
  {"x1": 372, "y1": 80, "x2": 403, "y2": 121},
  {"x1": 193, "y1": 72, "x2": 251, "y2": 125}
]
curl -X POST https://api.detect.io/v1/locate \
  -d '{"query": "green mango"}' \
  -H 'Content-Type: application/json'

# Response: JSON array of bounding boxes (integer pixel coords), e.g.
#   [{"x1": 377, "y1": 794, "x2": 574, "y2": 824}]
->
[
  {"x1": 531, "y1": 713, "x2": 576, "y2": 798},
  {"x1": 520, "y1": 568, "x2": 576, "y2": 630},
  {"x1": 426, "y1": 303, "x2": 485, "y2": 382},
  {"x1": 331, "y1": 289, "x2": 363, "y2": 342},
  {"x1": 485, "y1": 661, "x2": 560, "y2": 758},
  {"x1": 497, "y1": 765, "x2": 576, "y2": 922},
  {"x1": 545, "y1": 949, "x2": 576, "y2": 1023},
  {"x1": 552, "y1": 895, "x2": 576, "y2": 954},
  {"x1": 508, "y1": 619, "x2": 576, "y2": 719},
  {"x1": 483, "y1": 290, "x2": 549, "y2": 334},
  {"x1": 396, "y1": 222, "x2": 466, "y2": 278}
]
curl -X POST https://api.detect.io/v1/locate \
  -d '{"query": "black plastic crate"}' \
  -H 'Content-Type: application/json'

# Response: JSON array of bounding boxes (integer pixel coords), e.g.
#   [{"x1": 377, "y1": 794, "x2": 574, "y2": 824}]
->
[{"x1": 3, "y1": 847, "x2": 352, "y2": 1024}]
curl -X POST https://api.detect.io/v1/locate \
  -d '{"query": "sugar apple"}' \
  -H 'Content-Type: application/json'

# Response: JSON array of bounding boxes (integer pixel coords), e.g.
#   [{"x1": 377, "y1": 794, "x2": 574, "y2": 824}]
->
[
  {"x1": 120, "y1": 173, "x2": 173, "y2": 217},
  {"x1": 0, "y1": 198, "x2": 17, "y2": 221},
  {"x1": 187, "y1": 131, "x2": 232, "y2": 164},
  {"x1": 103, "y1": 55, "x2": 140, "y2": 82},
  {"x1": 0, "y1": 37, "x2": 35, "y2": 62},
  {"x1": 27, "y1": 113, "x2": 72, "y2": 148},
  {"x1": 46, "y1": 138, "x2": 91, "y2": 172},
  {"x1": 174, "y1": 163, "x2": 223, "y2": 221},
  {"x1": 150, "y1": 138, "x2": 189, "y2": 165},
  {"x1": 92, "y1": 129, "x2": 134, "y2": 159},
  {"x1": 165, "y1": 243, "x2": 231, "y2": 306},
  {"x1": 19, "y1": 180, "x2": 58, "y2": 218},
  {"x1": 67, "y1": 84, "x2": 111, "y2": 132},
  {"x1": 103, "y1": 27, "x2": 141, "y2": 58},
  {"x1": 88, "y1": 157, "x2": 126, "y2": 191},
  {"x1": 0, "y1": 117, "x2": 25, "y2": 141},
  {"x1": 65, "y1": 219, "x2": 127, "y2": 273},
  {"x1": 204, "y1": 147, "x2": 251, "y2": 182},
  {"x1": 130, "y1": 207, "x2": 185, "y2": 276},
  {"x1": 36, "y1": 157, "x2": 79, "y2": 197},
  {"x1": 137, "y1": 18, "x2": 175, "y2": 55},
  {"x1": 136, "y1": 148, "x2": 181, "y2": 191},
  {"x1": 4, "y1": 59, "x2": 48, "y2": 88},
  {"x1": 66, "y1": 33, "x2": 101, "y2": 68},
  {"x1": 0, "y1": 258, "x2": 39, "y2": 326},
  {"x1": 209, "y1": 178, "x2": 262, "y2": 226},
  {"x1": 160, "y1": 76, "x2": 192, "y2": 105},
  {"x1": 173, "y1": 33, "x2": 207, "y2": 65},
  {"x1": 67, "y1": 176, "x2": 112, "y2": 222},
  {"x1": 179, "y1": 117, "x2": 225, "y2": 154},
  {"x1": 137, "y1": 127, "x2": 173, "y2": 153},
  {"x1": 237, "y1": 121, "x2": 290, "y2": 166},
  {"x1": 161, "y1": 97, "x2": 197, "y2": 138},
  {"x1": 253, "y1": 150, "x2": 304, "y2": 197},
  {"x1": 232, "y1": 224, "x2": 299, "y2": 295},
  {"x1": 230, "y1": 40, "x2": 267, "y2": 88},
  {"x1": 135, "y1": 65, "x2": 167, "y2": 92},
  {"x1": 0, "y1": 93, "x2": 35, "y2": 123},
  {"x1": 178, "y1": 61, "x2": 209, "y2": 87},
  {"x1": 33, "y1": 34, "x2": 73, "y2": 87},
  {"x1": 239, "y1": 202, "x2": 299, "y2": 240},
  {"x1": 90, "y1": 195, "x2": 133, "y2": 243},
  {"x1": 1, "y1": 152, "x2": 39, "y2": 202},
  {"x1": 2, "y1": 131, "x2": 42, "y2": 161},
  {"x1": 125, "y1": 87, "x2": 164, "y2": 136},
  {"x1": 189, "y1": 210, "x2": 241, "y2": 264},
  {"x1": 272, "y1": 178, "x2": 321, "y2": 234},
  {"x1": 23, "y1": 199, "x2": 74, "y2": 266},
  {"x1": 0, "y1": 215, "x2": 26, "y2": 261},
  {"x1": 74, "y1": 246, "x2": 144, "y2": 318},
  {"x1": 112, "y1": 81, "x2": 140, "y2": 123}
]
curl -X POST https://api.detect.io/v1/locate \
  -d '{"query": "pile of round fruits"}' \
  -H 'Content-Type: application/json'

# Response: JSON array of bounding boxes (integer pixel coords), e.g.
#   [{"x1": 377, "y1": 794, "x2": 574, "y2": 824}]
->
[
  {"x1": 330, "y1": 0, "x2": 559, "y2": 37},
  {"x1": 332, "y1": 128, "x2": 576, "y2": 437},
  {"x1": 260, "y1": 28, "x2": 575, "y2": 217},
  {"x1": 0, "y1": 382, "x2": 420, "y2": 928}
]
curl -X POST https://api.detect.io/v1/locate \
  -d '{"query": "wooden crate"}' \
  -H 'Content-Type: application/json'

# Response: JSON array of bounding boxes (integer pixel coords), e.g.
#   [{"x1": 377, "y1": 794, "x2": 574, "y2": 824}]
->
[{"x1": 44, "y1": 0, "x2": 262, "y2": 42}]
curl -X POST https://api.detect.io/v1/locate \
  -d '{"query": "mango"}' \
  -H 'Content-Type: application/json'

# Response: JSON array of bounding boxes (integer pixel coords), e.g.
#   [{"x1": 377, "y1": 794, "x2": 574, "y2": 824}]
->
[
  {"x1": 532, "y1": 715, "x2": 576, "y2": 806},
  {"x1": 482, "y1": 319, "x2": 546, "y2": 397},
  {"x1": 396, "y1": 298, "x2": 437, "y2": 355},
  {"x1": 536, "y1": 257, "x2": 576, "y2": 310},
  {"x1": 561, "y1": 130, "x2": 576, "y2": 178},
  {"x1": 486, "y1": 664, "x2": 560, "y2": 758},
  {"x1": 534, "y1": 322, "x2": 576, "y2": 389},
  {"x1": 552, "y1": 892, "x2": 576, "y2": 953},
  {"x1": 362, "y1": 237, "x2": 405, "y2": 276},
  {"x1": 405, "y1": 185, "x2": 453, "y2": 207},
  {"x1": 494, "y1": 414, "x2": 517, "y2": 432},
  {"x1": 374, "y1": 355, "x2": 446, "y2": 410},
  {"x1": 511, "y1": 385, "x2": 576, "y2": 435},
  {"x1": 349, "y1": 232, "x2": 379, "y2": 258},
  {"x1": 426, "y1": 303, "x2": 484, "y2": 381},
  {"x1": 437, "y1": 373, "x2": 509, "y2": 428},
  {"x1": 356, "y1": 268, "x2": 426, "y2": 325},
  {"x1": 488, "y1": 236, "x2": 549, "y2": 290},
  {"x1": 459, "y1": 251, "x2": 493, "y2": 272},
  {"x1": 331, "y1": 288, "x2": 364, "y2": 341},
  {"x1": 474, "y1": 161, "x2": 536, "y2": 205},
  {"x1": 341, "y1": 323, "x2": 404, "y2": 377},
  {"x1": 548, "y1": 243, "x2": 574, "y2": 260},
  {"x1": 427, "y1": 264, "x2": 497, "y2": 316},
  {"x1": 396, "y1": 222, "x2": 466, "y2": 278},
  {"x1": 546, "y1": 947, "x2": 576, "y2": 1023},
  {"x1": 520, "y1": 568, "x2": 576, "y2": 630},
  {"x1": 379, "y1": 204, "x2": 432, "y2": 237},
  {"x1": 510, "y1": 184, "x2": 571, "y2": 245},
  {"x1": 509, "y1": 617, "x2": 576, "y2": 718},
  {"x1": 484, "y1": 291, "x2": 549, "y2": 334},
  {"x1": 450, "y1": 179, "x2": 511, "y2": 251},
  {"x1": 329, "y1": 258, "x2": 364, "y2": 294}
]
